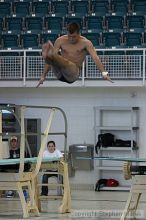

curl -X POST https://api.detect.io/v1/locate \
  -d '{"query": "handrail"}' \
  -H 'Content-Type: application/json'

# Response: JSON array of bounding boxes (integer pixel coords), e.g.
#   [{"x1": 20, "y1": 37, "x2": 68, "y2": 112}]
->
[{"x1": 0, "y1": 48, "x2": 146, "y2": 86}]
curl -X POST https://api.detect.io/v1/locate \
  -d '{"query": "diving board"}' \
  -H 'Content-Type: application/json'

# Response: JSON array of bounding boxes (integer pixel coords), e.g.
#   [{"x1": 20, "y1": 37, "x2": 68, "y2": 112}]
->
[
  {"x1": 0, "y1": 104, "x2": 68, "y2": 218},
  {"x1": 34, "y1": 160, "x2": 71, "y2": 214},
  {"x1": 77, "y1": 156, "x2": 146, "y2": 162},
  {"x1": 0, "y1": 157, "x2": 60, "y2": 165},
  {"x1": 77, "y1": 156, "x2": 146, "y2": 220}
]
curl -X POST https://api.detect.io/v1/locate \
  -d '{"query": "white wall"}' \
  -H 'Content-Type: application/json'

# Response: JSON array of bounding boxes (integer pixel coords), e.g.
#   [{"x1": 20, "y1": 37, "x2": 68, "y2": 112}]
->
[{"x1": 0, "y1": 86, "x2": 146, "y2": 185}]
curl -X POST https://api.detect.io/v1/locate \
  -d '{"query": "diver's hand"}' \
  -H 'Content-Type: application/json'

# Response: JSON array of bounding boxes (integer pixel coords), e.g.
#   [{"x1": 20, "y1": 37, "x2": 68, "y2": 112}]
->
[
  {"x1": 36, "y1": 77, "x2": 45, "y2": 88},
  {"x1": 102, "y1": 72, "x2": 114, "y2": 83}
]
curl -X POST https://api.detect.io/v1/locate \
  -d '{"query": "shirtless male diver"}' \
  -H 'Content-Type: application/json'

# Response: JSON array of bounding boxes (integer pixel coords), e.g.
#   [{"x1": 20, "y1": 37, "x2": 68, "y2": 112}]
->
[{"x1": 37, "y1": 22, "x2": 112, "y2": 87}]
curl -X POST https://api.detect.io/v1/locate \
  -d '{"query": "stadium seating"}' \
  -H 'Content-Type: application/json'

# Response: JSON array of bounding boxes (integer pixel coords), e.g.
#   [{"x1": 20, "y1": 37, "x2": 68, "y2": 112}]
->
[
  {"x1": 126, "y1": 15, "x2": 145, "y2": 31},
  {"x1": 0, "y1": 35, "x2": 2, "y2": 49},
  {"x1": 82, "y1": 30, "x2": 101, "y2": 48},
  {"x1": 131, "y1": 0, "x2": 146, "y2": 14},
  {"x1": 44, "y1": 14, "x2": 63, "y2": 31},
  {"x1": 71, "y1": 0, "x2": 90, "y2": 14},
  {"x1": 32, "y1": 1, "x2": 50, "y2": 16},
  {"x1": 91, "y1": 0, "x2": 110, "y2": 15},
  {"x1": 111, "y1": 0, "x2": 129, "y2": 14},
  {"x1": 0, "y1": 0, "x2": 145, "y2": 49},
  {"x1": 123, "y1": 32, "x2": 143, "y2": 47},
  {"x1": 13, "y1": 1, "x2": 31, "y2": 16},
  {"x1": 102, "y1": 32, "x2": 122, "y2": 48},
  {"x1": 85, "y1": 14, "x2": 103, "y2": 32},
  {"x1": 40, "y1": 30, "x2": 60, "y2": 44},
  {"x1": 20, "y1": 33, "x2": 39, "y2": 49},
  {"x1": 104, "y1": 51, "x2": 125, "y2": 55},
  {"x1": 2, "y1": 32, "x2": 19, "y2": 49},
  {"x1": 105, "y1": 15, "x2": 125, "y2": 31},
  {"x1": 25, "y1": 16, "x2": 43, "y2": 32},
  {"x1": 125, "y1": 50, "x2": 143, "y2": 55},
  {"x1": 0, "y1": 18, "x2": 4, "y2": 33},
  {"x1": 51, "y1": 0, "x2": 70, "y2": 15},
  {"x1": 0, "y1": 2, "x2": 11, "y2": 18},
  {"x1": 5, "y1": 16, "x2": 23, "y2": 33},
  {"x1": 144, "y1": 33, "x2": 146, "y2": 45}
]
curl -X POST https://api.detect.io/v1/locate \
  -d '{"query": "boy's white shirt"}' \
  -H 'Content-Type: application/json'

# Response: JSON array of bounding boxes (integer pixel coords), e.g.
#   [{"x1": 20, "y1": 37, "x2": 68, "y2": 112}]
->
[{"x1": 43, "y1": 149, "x2": 63, "y2": 159}]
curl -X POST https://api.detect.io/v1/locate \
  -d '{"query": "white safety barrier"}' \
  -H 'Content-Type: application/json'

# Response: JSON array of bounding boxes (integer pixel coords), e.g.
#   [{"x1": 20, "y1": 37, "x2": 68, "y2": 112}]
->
[{"x1": 0, "y1": 48, "x2": 145, "y2": 84}]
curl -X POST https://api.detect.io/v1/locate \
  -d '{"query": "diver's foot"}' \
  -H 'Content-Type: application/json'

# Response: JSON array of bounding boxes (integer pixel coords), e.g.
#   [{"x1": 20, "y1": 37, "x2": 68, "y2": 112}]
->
[
  {"x1": 42, "y1": 41, "x2": 54, "y2": 60},
  {"x1": 47, "y1": 41, "x2": 54, "y2": 57}
]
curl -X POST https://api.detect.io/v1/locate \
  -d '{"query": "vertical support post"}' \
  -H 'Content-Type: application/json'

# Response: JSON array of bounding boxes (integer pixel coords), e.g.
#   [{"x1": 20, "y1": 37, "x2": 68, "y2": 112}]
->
[
  {"x1": 82, "y1": 61, "x2": 85, "y2": 86},
  {"x1": 23, "y1": 51, "x2": 26, "y2": 86},
  {"x1": 33, "y1": 108, "x2": 56, "y2": 177},
  {"x1": 19, "y1": 106, "x2": 26, "y2": 178}
]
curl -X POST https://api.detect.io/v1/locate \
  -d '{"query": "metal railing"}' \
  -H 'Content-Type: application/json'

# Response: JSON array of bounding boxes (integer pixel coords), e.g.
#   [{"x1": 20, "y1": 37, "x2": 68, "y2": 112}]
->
[{"x1": 0, "y1": 48, "x2": 145, "y2": 86}]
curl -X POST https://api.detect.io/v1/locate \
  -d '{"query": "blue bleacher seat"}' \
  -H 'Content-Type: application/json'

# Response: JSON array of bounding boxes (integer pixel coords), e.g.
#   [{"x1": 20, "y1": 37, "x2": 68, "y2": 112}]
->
[
  {"x1": 32, "y1": 1, "x2": 50, "y2": 16},
  {"x1": 1, "y1": 0, "x2": 15, "y2": 2},
  {"x1": 0, "y1": 18, "x2": 4, "y2": 33},
  {"x1": 102, "y1": 32, "x2": 122, "y2": 47},
  {"x1": 0, "y1": 35, "x2": 2, "y2": 48},
  {"x1": 20, "y1": 33, "x2": 39, "y2": 49},
  {"x1": 65, "y1": 14, "x2": 84, "y2": 30},
  {"x1": 51, "y1": 0, "x2": 70, "y2": 15},
  {"x1": 125, "y1": 50, "x2": 143, "y2": 55},
  {"x1": 40, "y1": 30, "x2": 60, "y2": 44},
  {"x1": 25, "y1": 16, "x2": 43, "y2": 32},
  {"x1": 105, "y1": 15, "x2": 124, "y2": 31},
  {"x1": 71, "y1": 0, "x2": 89, "y2": 14},
  {"x1": 85, "y1": 14, "x2": 103, "y2": 32},
  {"x1": 2, "y1": 32, "x2": 19, "y2": 49},
  {"x1": 13, "y1": 1, "x2": 31, "y2": 16},
  {"x1": 0, "y1": 2, "x2": 11, "y2": 18},
  {"x1": 82, "y1": 30, "x2": 101, "y2": 48},
  {"x1": 123, "y1": 32, "x2": 143, "y2": 47},
  {"x1": 126, "y1": 15, "x2": 145, "y2": 31},
  {"x1": 5, "y1": 16, "x2": 23, "y2": 33},
  {"x1": 104, "y1": 50, "x2": 125, "y2": 55},
  {"x1": 111, "y1": 0, "x2": 129, "y2": 15},
  {"x1": 91, "y1": 0, "x2": 110, "y2": 15},
  {"x1": 131, "y1": 0, "x2": 146, "y2": 14},
  {"x1": 96, "y1": 50, "x2": 104, "y2": 56},
  {"x1": 26, "y1": 51, "x2": 41, "y2": 57},
  {"x1": 44, "y1": 15, "x2": 63, "y2": 31}
]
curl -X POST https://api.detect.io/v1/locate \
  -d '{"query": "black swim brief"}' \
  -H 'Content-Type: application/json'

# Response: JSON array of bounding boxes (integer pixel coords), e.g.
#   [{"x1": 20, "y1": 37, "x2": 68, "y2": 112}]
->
[{"x1": 59, "y1": 75, "x2": 74, "y2": 84}]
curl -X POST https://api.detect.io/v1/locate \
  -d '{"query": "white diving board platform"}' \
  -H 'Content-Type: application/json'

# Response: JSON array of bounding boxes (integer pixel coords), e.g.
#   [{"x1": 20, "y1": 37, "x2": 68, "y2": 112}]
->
[
  {"x1": 0, "y1": 157, "x2": 60, "y2": 165},
  {"x1": 76, "y1": 156, "x2": 146, "y2": 162},
  {"x1": 0, "y1": 104, "x2": 69, "y2": 218}
]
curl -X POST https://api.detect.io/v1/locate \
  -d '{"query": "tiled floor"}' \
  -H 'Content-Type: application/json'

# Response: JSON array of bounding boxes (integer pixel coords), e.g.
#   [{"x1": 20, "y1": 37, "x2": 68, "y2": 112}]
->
[{"x1": 0, "y1": 190, "x2": 146, "y2": 219}]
